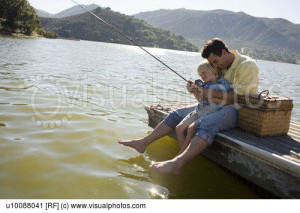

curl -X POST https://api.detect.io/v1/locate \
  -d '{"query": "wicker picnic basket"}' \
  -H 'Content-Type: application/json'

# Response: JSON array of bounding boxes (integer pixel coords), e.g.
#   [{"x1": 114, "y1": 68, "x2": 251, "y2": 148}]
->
[{"x1": 237, "y1": 91, "x2": 293, "y2": 137}]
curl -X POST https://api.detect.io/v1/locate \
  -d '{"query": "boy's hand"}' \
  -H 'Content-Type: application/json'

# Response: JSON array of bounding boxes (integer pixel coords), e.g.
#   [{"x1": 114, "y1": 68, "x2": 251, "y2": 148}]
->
[
  {"x1": 191, "y1": 84, "x2": 198, "y2": 89},
  {"x1": 186, "y1": 80, "x2": 196, "y2": 93}
]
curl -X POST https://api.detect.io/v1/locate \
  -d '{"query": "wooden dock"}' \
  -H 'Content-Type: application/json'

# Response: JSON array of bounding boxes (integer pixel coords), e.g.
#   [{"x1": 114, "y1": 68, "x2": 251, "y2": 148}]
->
[{"x1": 145, "y1": 103, "x2": 300, "y2": 198}]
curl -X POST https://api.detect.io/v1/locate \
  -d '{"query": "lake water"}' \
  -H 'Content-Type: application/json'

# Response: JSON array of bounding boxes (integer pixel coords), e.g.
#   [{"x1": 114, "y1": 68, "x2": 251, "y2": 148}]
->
[{"x1": 0, "y1": 37, "x2": 299, "y2": 199}]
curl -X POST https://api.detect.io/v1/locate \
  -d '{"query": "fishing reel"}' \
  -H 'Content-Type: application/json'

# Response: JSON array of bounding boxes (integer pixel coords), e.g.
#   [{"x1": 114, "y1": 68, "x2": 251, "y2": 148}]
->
[
  {"x1": 187, "y1": 79, "x2": 203, "y2": 92},
  {"x1": 195, "y1": 79, "x2": 203, "y2": 87}
]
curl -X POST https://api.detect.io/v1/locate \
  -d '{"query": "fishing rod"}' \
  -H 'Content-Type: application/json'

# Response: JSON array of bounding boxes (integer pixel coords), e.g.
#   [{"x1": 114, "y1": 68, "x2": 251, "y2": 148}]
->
[{"x1": 71, "y1": 0, "x2": 189, "y2": 83}]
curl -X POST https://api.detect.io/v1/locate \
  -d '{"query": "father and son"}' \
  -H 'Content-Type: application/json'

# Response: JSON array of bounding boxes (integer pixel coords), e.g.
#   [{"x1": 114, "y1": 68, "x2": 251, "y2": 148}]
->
[{"x1": 119, "y1": 38, "x2": 259, "y2": 175}]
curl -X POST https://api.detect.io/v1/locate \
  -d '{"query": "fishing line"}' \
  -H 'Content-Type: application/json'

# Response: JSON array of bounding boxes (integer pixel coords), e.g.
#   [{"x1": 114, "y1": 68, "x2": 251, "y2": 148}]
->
[{"x1": 71, "y1": 0, "x2": 189, "y2": 83}]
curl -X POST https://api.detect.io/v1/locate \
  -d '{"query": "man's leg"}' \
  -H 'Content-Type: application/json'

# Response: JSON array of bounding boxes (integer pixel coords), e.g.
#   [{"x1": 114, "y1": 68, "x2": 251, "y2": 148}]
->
[
  {"x1": 118, "y1": 121, "x2": 172, "y2": 153},
  {"x1": 118, "y1": 104, "x2": 197, "y2": 153},
  {"x1": 150, "y1": 136, "x2": 210, "y2": 175},
  {"x1": 150, "y1": 106, "x2": 238, "y2": 174}
]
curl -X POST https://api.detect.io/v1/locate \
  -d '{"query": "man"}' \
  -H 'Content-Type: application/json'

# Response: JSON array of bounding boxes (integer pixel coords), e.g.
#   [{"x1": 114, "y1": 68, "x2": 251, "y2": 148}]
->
[{"x1": 119, "y1": 38, "x2": 259, "y2": 175}]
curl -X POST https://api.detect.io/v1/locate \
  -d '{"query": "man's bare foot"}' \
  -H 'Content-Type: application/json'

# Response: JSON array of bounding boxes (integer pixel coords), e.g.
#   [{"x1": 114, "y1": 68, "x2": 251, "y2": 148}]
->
[
  {"x1": 118, "y1": 139, "x2": 147, "y2": 153},
  {"x1": 150, "y1": 159, "x2": 182, "y2": 175}
]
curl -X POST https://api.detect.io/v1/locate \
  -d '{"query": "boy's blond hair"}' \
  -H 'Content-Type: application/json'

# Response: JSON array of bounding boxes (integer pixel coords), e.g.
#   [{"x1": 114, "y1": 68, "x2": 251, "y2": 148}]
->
[{"x1": 197, "y1": 60, "x2": 219, "y2": 78}]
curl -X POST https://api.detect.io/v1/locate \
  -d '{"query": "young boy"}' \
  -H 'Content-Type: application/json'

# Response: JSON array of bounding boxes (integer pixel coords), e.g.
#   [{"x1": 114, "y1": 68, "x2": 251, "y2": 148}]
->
[{"x1": 176, "y1": 61, "x2": 232, "y2": 154}]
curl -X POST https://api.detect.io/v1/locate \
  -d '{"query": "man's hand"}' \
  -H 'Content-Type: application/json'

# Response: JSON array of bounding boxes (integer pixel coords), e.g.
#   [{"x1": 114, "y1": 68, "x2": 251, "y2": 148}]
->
[
  {"x1": 197, "y1": 87, "x2": 204, "y2": 99},
  {"x1": 197, "y1": 87, "x2": 205, "y2": 102}
]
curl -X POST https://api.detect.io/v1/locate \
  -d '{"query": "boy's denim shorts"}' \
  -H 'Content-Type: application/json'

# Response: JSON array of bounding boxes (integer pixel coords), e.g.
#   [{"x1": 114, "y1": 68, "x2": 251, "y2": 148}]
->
[
  {"x1": 163, "y1": 104, "x2": 238, "y2": 145},
  {"x1": 181, "y1": 105, "x2": 219, "y2": 126}
]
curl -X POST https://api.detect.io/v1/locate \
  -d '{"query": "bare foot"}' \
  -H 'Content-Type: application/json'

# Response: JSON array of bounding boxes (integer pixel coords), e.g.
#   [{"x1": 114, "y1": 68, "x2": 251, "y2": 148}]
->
[
  {"x1": 150, "y1": 159, "x2": 182, "y2": 175},
  {"x1": 118, "y1": 139, "x2": 147, "y2": 153}
]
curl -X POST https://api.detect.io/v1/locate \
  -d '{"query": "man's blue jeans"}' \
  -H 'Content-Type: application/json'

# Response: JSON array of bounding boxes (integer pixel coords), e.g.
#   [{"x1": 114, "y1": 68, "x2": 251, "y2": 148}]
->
[{"x1": 163, "y1": 104, "x2": 238, "y2": 145}]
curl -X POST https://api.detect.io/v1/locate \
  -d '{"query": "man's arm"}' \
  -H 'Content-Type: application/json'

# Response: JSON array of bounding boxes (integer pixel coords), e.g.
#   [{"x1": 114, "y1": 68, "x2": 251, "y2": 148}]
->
[
  {"x1": 192, "y1": 90, "x2": 203, "y2": 102},
  {"x1": 201, "y1": 89, "x2": 235, "y2": 105}
]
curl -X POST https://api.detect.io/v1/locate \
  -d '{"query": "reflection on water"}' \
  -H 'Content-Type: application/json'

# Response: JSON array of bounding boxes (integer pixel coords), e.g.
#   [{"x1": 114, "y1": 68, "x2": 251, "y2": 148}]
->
[{"x1": 0, "y1": 37, "x2": 299, "y2": 198}]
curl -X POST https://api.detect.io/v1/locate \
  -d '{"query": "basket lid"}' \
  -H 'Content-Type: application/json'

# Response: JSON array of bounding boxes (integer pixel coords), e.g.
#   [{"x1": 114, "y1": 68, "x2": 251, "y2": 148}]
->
[{"x1": 238, "y1": 93, "x2": 293, "y2": 110}]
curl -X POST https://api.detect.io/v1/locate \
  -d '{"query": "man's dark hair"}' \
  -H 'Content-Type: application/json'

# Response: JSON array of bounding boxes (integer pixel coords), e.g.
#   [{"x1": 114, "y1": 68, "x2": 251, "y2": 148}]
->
[{"x1": 201, "y1": 38, "x2": 229, "y2": 58}]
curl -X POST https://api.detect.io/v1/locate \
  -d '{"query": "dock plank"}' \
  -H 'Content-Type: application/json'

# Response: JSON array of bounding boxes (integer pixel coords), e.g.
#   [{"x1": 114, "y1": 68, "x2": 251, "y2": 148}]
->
[{"x1": 219, "y1": 128, "x2": 300, "y2": 163}]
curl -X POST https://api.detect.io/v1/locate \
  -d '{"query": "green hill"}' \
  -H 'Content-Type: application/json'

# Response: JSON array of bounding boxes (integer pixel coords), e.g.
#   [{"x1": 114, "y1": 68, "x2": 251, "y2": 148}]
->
[
  {"x1": 135, "y1": 9, "x2": 300, "y2": 64},
  {"x1": 0, "y1": 0, "x2": 57, "y2": 38},
  {"x1": 39, "y1": 7, "x2": 198, "y2": 52}
]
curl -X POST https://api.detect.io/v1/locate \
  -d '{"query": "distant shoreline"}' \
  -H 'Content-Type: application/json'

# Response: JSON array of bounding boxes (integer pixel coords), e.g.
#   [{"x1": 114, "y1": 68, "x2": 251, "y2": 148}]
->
[
  {"x1": 0, "y1": 31, "x2": 41, "y2": 39},
  {"x1": 0, "y1": 34, "x2": 299, "y2": 65}
]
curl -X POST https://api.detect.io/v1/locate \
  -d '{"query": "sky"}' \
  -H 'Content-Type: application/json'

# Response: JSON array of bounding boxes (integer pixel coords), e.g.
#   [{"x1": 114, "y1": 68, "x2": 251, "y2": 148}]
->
[{"x1": 28, "y1": 0, "x2": 300, "y2": 24}]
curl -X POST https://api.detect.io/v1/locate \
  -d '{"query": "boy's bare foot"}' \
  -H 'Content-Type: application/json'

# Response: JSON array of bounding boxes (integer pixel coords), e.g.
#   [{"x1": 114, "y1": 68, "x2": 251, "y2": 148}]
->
[
  {"x1": 150, "y1": 159, "x2": 182, "y2": 175},
  {"x1": 118, "y1": 139, "x2": 147, "y2": 153}
]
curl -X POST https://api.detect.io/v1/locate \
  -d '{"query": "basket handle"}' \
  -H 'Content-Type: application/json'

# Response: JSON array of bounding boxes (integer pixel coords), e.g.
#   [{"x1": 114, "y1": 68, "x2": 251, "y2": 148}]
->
[{"x1": 258, "y1": 90, "x2": 269, "y2": 99}]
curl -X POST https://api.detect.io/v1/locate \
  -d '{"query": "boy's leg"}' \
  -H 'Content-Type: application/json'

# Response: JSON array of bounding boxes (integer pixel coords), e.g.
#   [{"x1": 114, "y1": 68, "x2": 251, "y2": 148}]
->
[
  {"x1": 176, "y1": 122, "x2": 189, "y2": 149},
  {"x1": 176, "y1": 109, "x2": 198, "y2": 148},
  {"x1": 118, "y1": 104, "x2": 197, "y2": 153},
  {"x1": 178, "y1": 121, "x2": 198, "y2": 155}
]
